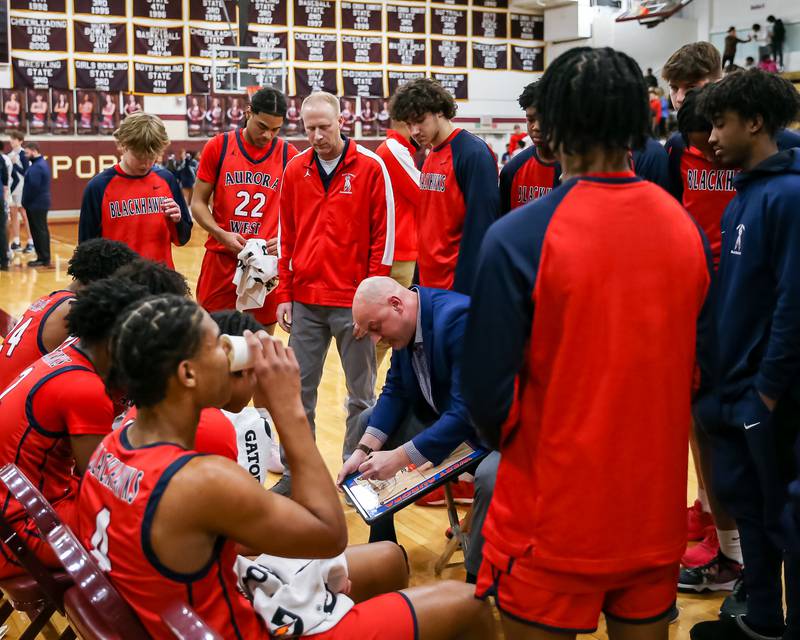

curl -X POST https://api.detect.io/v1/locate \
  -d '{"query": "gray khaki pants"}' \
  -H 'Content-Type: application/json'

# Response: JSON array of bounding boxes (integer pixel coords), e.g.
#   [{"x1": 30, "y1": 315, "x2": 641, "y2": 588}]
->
[
  {"x1": 288, "y1": 302, "x2": 377, "y2": 463},
  {"x1": 465, "y1": 451, "x2": 500, "y2": 577}
]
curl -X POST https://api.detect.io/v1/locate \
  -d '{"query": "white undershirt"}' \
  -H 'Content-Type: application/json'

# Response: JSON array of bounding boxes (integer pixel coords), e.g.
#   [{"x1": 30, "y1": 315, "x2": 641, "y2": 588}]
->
[{"x1": 318, "y1": 153, "x2": 342, "y2": 175}]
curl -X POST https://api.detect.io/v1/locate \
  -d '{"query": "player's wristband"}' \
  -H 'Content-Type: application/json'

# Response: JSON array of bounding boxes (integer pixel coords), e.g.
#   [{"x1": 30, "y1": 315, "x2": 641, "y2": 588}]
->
[{"x1": 356, "y1": 444, "x2": 373, "y2": 456}]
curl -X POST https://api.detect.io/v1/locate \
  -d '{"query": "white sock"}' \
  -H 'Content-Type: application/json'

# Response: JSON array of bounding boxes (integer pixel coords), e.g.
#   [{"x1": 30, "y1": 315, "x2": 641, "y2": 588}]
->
[
  {"x1": 697, "y1": 487, "x2": 711, "y2": 513},
  {"x1": 717, "y1": 529, "x2": 743, "y2": 564}
]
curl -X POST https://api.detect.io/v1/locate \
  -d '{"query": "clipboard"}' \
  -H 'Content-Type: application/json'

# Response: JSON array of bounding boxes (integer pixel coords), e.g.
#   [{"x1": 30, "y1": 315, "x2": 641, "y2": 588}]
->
[{"x1": 342, "y1": 442, "x2": 487, "y2": 524}]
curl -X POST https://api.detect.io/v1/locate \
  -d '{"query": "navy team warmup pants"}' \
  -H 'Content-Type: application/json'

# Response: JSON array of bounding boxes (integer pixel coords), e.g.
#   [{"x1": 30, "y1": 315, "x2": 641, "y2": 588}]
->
[{"x1": 696, "y1": 389, "x2": 800, "y2": 638}]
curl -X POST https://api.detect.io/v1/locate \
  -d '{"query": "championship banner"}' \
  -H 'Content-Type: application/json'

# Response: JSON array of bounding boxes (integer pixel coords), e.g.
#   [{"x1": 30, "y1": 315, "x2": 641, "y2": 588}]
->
[
  {"x1": 387, "y1": 70, "x2": 424, "y2": 94},
  {"x1": 132, "y1": 0, "x2": 183, "y2": 21},
  {"x1": 341, "y1": 35, "x2": 382, "y2": 64},
  {"x1": 472, "y1": 11, "x2": 507, "y2": 39},
  {"x1": 293, "y1": 0, "x2": 336, "y2": 29},
  {"x1": 134, "y1": 62, "x2": 185, "y2": 94},
  {"x1": 431, "y1": 8, "x2": 467, "y2": 37},
  {"x1": 75, "y1": 60, "x2": 129, "y2": 91},
  {"x1": 74, "y1": 0, "x2": 126, "y2": 17},
  {"x1": 189, "y1": 0, "x2": 236, "y2": 23},
  {"x1": 133, "y1": 24, "x2": 185, "y2": 58},
  {"x1": 439, "y1": 0, "x2": 468, "y2": 4},
  {"x1": 11, "y1": 0, "x2": 66, "y2": 11},
  {"x1": 293, "y1": 31, "x2": 337, "y2": 63},
  {"x1": 510, "y1": 13, "x2": 544, "y2": 40},
  {"x1": 249, "y1": 0, "x2": 288, "y2": 26},
  {"x1": 432, "y1": 72, "x2": 468, "y2": 99},
  {"x1": 189, "y1": 26, "x2": 237, "y2": 59},
  {"x1": 387, "y1": 37, "x2": 425, "y2": 66},
  {"x1": 474, "y1": 0, "x2": 507, "y2": 6},
  {"x1": 472, "y1": 42, "x2": 507, "y2": 70},
  {"x1": 12, "y1": 57, "x2": 69, "y2": 90},
  {"x1": 245, "y1": 29, "x2": 288, "y2": 53},
  {"x1": 73, "y1": 21, "x2": 128, "y2": 55},
  {"x1": 190, "y1": 63, "x2": 214, "y2": 93},
  {"x1": 510, "y1": 44, "x2": 544, "y2": 71},
  {"x1": 431, "y1": 39, "x2": 467, "y2": 68},
  {"x1": 340, "y1": 2, "x2": 382, "y2": 31},
  {"x1": 294, "y1": 67, "x2": 338, "y2": 96},
  {"x1": 386, "y1": 5, "x2": 425, "y2": 34},
  {"x1": 341, "y1": 69, "x2": 384, "y2": 97},
  {"x1": 10, "y1": 16, "x2": 68, "y2": 52}
]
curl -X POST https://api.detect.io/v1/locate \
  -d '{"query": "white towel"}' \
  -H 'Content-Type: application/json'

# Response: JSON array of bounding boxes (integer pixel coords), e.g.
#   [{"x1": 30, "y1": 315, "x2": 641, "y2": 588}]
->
[
  {"x1": 235, "y1": 553, "x2": 353, "y2": 637},
  {"x1": 233, "y1": 239, "x2": 279, "y2": 312}
]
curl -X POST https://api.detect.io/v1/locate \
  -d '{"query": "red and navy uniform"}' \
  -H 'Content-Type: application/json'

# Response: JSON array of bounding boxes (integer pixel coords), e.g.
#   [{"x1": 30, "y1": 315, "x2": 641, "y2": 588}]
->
[
  {"x1": 196, "y1": 130, "x2": 298, "y2": 325},
  {"x1": 375, "y1": 130, "x2": 421, "y2": 262},
  {"x1": 417, "y1": 128, "x2": 499, "y2": 294},
  {"x1": 462, "y1": 173, "x2": 710, "y2": 632},
  {"x1": 277, "y1": 137, "x2": 394, "y2": 308},
  {"x1": 78, "y1": 426, "x2": 417, "y2": 639},
  {"x1": 0, "y1": 289, "x2": 75, "y2": 391},
  {"x1": 78, "y1": 165, "x2": 192, "y2": 268},
  {"x1": 631, "y1": 136, "x2": 669, "y2": 190},
  {"x1": 0, "y1": 343, "x2": 114, "y2": 578},
  {"x1": 498, "y1": 145, "x2": 560, "y2": 214}
]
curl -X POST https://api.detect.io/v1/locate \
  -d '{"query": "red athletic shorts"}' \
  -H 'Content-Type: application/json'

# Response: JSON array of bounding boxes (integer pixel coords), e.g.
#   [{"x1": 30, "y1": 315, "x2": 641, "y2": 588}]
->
[
  {"x1": 0, "y1": 494, "x2": 78, "y2": 579},
  {"x1": 196, "y1": 250, "x2": 278, "y2": 326},
  {"x1": 477, "y1": 555, "x2": 678, "y2": 634},
  {"x1": 308, "y1": 592, "x2": 417, "y2": 640}
]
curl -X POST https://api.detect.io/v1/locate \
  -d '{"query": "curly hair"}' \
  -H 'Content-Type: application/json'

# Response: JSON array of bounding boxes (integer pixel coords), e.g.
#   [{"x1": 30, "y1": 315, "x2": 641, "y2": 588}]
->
[
  {"x1": 662, "y1": 42, "x2": 722, "y2": 84},
  {"x1": 697, "y1": 69, "x2": 800, "y2": 136},
  {"x1": 389, "y1": 78, "x2": 457, "y2": 122},
  {"x1": 518, "y1": 81, "x2": 540, "y2": 111},
  {"x1": 111, "y1": 295, "x2": 205, "y2": 407},
  {"x1": 536, "y1": 47, "x2": 650, "y2": 156},
  {"x1": 112, "y1": 259, "x2": 190, "y2": 297},
  {"x1": 210, "y1": 310, "x2": 264, "y2": 336},
  {"x1": 66, "y1": 277, "x2": 150, "y2": 345},
  {"x1": 677, "y1": 87, "x2": 712, "y2": 146},
  {"x1": 67, "y1": 239, "x2": 139, "y2": 286}
]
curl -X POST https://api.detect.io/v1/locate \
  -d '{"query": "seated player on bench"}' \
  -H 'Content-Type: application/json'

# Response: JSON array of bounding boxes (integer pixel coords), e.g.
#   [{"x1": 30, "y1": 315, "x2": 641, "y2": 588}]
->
[
  {"x1": 77, "y1": 294, "x2": 496, "y2": 639},
  {"x1": 339, "y1": 276, "x2": 499, "y2": 583}
]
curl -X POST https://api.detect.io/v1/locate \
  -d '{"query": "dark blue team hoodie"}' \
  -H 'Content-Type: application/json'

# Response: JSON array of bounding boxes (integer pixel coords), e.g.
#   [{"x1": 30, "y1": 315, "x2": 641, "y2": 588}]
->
[{"x1": 709, "y1": 148, "x2": 800, "y2": 405}]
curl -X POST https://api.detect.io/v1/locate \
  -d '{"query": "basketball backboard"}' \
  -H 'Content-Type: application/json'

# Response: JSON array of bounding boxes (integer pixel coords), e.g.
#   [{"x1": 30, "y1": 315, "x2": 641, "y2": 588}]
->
[
  {"x1": 210, "y1": 46, "x2": 288, "y2": 95},
  {"x1": 615, "y1": 0, "x2": 694, "y2": 28}
]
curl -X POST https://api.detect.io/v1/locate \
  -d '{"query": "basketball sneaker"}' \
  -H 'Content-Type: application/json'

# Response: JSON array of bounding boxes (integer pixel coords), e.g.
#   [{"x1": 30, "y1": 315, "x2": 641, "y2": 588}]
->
[
  {"x1": 415, "y1": 480, "x2": 474, "y2": 507},
  {"x1": 719, "y1": 577, "x2": 747, "y2": 619},
  {"x1": 678, "y1": 551, "x2": 742, "y2": 593},
  {"x1": 687, "y1": 499, "x2": 714, "y2": 541},
  {"x1": 682, "y1": 526, "x2": 720, "y2": 568},
  {"x1": 22, "y1": 241, "x2": 34, "y2": 254},
  {"x1": 9, "y1": 241, "x2": 20, "y2": 252},
  {"x1": 690, "y1": 616, "x2": 782, "y2": 640}
]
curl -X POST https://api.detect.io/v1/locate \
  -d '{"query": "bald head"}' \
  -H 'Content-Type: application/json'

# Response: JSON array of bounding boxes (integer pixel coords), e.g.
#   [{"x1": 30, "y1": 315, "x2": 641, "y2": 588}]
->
[{"x1": 352, "y1": 277, "x2": 418, "y2": 350}]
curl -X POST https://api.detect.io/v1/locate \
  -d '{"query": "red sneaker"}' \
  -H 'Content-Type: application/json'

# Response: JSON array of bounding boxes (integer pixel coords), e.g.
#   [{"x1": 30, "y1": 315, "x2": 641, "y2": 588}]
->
[
  {"x1": 682, "y1": 526, "x2": 719, "y2": 568},
  {"x1": 687, "y1": 499, "x2": 713, "y2": 541},
  {"x1": 416, "y1": 480, "x2": 474, "y2": 507}
]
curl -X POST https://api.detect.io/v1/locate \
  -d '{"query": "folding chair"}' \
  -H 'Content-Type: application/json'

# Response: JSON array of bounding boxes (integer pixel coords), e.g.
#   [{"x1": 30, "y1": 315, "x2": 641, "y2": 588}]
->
[
  {"x1": 161, "y1": 602, "x2": 223, "y2": 640},
  {"x1": 0, "y1": 465, "x2": 75, "y2": 640},
  {"x1": 434, "y1": 481, "x2": 474, "y2": 576}
]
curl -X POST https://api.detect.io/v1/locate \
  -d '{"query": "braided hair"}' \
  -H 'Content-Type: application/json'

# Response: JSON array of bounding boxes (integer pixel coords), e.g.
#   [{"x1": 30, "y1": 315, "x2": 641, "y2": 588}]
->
[
  {"x1": 536, "y1": 47, "x2": 650, "y2": 156},
  {"x1": 67, "y1": 238, "x2": 139, "y2": 286},
  {"x1": 250, "y1": 87, "x2": 288, "y2": 118},
  {"x1": 111, "y1": 295, "x2": 205, "y2": 408},
  {"x1": 112, "y1": 259, "x2": 190, "y2": 297},
  {"x1": 697, "y1": 68, "x2": 800, "y2": 137},
  {"x1": 210, "y1": 310, "x2": 264, "y2": 336},
  {"x1": 677, "y1": 87, "x2": 712, "y2": 147},
  {"x1": 66, "y1": 277, "x2": 150, "y2": 345}
]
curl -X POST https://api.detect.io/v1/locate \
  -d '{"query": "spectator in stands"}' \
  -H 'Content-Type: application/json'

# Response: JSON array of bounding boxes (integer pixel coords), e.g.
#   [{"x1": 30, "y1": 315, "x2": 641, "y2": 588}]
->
[
  {"x1": 644, "y1": 67, "x2": 659, "y2": 89},
  {"x1": 20, "y1": 142, "x2": 51, "y2": 268},
  {"x1": 745, "y1": 56, "x2": 756, "y2": 69},
  {"x1": 758, "y1": 54, "x2": 779, "y2": 73},
  {"x1": 723, "y1": 27, "x2": 751, "y2": 69},
  {"x1": 767, "y1": 15, "x2": 785, "y2": 70}
]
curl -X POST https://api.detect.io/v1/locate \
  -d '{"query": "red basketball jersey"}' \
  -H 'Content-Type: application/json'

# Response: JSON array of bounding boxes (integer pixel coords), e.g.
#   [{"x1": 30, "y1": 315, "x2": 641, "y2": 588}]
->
[
  {"x1": 197, "y1": 130, "x2": 298, "y2": 254},
  {"x1": 0, "y1": 343, "x2": 114, "y2": 524},
  {"x1": 0, "y1": 290, "x2": 75, "y2": 392},
  {"x1": 78, "y1": 426, "x2": 266, "y2": 638}
]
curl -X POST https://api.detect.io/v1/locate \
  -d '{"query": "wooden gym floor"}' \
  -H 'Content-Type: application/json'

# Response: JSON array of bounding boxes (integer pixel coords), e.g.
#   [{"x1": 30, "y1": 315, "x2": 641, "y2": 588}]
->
[{"x1": 0, "y1": 221, "x2": 724, "y2": 639}]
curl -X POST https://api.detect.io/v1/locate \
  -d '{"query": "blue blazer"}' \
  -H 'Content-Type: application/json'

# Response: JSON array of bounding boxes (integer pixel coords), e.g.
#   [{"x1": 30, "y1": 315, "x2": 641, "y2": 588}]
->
[{"x1": 368, "y1": 286, "x2": 476, "y2": 465}]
